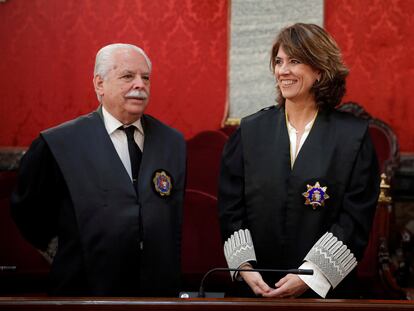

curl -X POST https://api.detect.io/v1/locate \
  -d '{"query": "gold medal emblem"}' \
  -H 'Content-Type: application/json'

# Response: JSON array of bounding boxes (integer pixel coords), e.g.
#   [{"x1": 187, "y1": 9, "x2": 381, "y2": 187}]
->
[
  {"x1": 302, "y1": 182, "x2": 330, "y2": 210},
  {"x1": 152, "y1": 170, "x2": 172, "y2": 197}
]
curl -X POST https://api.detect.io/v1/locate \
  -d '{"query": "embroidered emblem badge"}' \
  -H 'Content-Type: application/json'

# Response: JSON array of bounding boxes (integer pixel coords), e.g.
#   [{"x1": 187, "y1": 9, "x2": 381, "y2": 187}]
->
[
  {"x1": 152, "y1": 170, "x2": 173, "y2": 197},
  {"x1": 302, "y1": 182, "x2": 330, "y2": 210}
]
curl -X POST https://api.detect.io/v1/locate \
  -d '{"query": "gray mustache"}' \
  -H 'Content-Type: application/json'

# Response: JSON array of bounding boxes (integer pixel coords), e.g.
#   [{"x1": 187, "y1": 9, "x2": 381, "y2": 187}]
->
[{"x1": 125, "y1": 90, "x2": 148, "y2": 100}]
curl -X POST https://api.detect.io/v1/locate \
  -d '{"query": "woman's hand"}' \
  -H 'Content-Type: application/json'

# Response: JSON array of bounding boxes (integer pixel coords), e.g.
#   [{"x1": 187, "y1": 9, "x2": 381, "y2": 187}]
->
[
  {"x1": 262, "y1": 274, "x2": 309, "y2": 298},
  {"x1": 239, "y1": 264, "x2": 273, "y2": 296}
]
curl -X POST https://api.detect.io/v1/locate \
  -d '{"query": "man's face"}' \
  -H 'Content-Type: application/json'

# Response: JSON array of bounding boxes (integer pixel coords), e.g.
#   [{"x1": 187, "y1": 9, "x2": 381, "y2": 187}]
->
[{"x1": 94, "y1": 48, "x2": 151, "y2": 124}]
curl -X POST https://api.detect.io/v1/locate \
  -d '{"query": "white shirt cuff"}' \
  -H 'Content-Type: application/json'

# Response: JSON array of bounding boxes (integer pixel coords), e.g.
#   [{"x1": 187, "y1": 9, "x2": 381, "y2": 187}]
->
[
  {"x1": 298, "y1": 261, "x2": 331, "y2": 298},
  {"x1": 235, "y1": 262, "x2": 253, "y2": 281}
]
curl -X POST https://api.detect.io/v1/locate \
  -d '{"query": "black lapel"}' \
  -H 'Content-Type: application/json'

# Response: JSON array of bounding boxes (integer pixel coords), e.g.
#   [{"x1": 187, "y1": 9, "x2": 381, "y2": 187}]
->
[
  {"x1": 137, "y1": 114, "x2": 157, "y2": 194},
  {"x1": 87, "y1": 111, "x2": 135, "y2": 191},
  {"x1": 137, "y1": 114, "x2": 167, "y2": 175},
  {"x1": 139, "y1": 114, "x2": 150, "y2": 163},
  {"x1": 272, "y1": 107, "x2": 291, "y2": 178},
  {"x1": 242, "y1": 106, "x2": 291, "y2": 197}
]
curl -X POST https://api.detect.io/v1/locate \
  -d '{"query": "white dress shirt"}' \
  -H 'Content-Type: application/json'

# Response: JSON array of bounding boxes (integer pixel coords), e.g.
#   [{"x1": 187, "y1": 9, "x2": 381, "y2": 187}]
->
[
  {"x1": 286, "y1": 113, "x2": 316, "y2": 168},
  {"x1": 101, "y1": 106, "x2": 145, "y2": 181}
]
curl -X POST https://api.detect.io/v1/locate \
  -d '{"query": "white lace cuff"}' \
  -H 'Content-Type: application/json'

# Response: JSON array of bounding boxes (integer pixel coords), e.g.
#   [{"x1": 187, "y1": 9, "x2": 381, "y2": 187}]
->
[
  {"x1": 304, "y1": 232, "x2": 357, "y2": 288},
  {"x1": 224, "y1": 229, "x2": 256, "y2": 279},
  {"x1": 38, "y1": 236, "x2": 58, "y2": 264}
]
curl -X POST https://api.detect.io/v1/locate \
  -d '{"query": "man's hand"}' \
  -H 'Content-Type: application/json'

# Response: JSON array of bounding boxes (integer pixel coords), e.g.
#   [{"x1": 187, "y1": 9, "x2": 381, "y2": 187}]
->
[
  {"x1": 239, "y1": 264, "x2": 273, "y2": 296},
  {"x1": 262, "y1": 274, "x2": 309, "y2": 298}
]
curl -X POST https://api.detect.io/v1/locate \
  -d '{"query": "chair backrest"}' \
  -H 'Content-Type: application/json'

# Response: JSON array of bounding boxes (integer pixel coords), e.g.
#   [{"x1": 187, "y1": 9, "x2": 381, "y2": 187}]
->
[
  {"x1": 181, "y1": 189, "x2": 228, "y2": 290},
  {"x1": 337, "y1": 102, "x2": 399, "y2": 177},
  {"x1": 0, "y1": 170, "x2": 49, "y2": 294},
  {"x1": 186, "y1": 130, "x2": 228, "y2": 197}
]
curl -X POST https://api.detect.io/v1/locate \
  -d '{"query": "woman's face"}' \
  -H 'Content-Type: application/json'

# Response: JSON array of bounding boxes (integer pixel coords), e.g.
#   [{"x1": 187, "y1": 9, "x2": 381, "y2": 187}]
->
[{"x1": 274, "y1": 46, "x2": 320, "y2": 104}]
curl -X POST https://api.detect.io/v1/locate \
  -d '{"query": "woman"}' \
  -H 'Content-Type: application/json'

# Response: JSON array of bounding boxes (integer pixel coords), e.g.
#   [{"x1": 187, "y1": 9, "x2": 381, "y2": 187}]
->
[{"x1": 218, "y1": 23, "x2": 380, "y2": 298}]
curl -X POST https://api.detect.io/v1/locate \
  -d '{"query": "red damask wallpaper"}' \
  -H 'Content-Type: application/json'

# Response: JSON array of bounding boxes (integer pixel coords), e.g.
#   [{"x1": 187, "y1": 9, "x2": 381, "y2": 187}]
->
[
  {"x1": 325, "y1": 0, "x2": 414, "y2": 152},
  {"x1": 1, "y1": 0, "x2": 413, "y2": 152},
  {"x1": 0, "y1": 0, "x2": 228, "y2": 145}
]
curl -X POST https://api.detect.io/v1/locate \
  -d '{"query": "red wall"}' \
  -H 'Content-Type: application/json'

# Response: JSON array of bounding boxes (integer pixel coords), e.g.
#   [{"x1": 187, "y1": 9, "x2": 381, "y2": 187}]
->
[
  {"x1": 1, "y1": 1, "x2": 413, "y2": 152},
  {"x1": 325, "y1": 0, "x2": 414, "y2": 152},
  {"x1": 0, "y1": 0, "x2": 228, "y2": 146}
]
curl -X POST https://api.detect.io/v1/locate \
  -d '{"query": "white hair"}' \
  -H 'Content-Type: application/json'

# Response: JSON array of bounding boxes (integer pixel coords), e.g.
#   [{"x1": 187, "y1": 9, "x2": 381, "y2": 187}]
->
[{"x1": 94, "y1": 43, "x2": 152, "y2": 79}]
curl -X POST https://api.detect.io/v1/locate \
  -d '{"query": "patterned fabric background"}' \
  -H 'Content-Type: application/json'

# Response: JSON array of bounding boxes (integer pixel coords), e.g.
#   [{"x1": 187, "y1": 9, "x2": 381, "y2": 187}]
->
[
  {"x1": 0, "y1": 0, "x2": 228, "y2": 145},
  {"x1": 0, "y1": 0, "x2": 413, "y2": 151},
  {"x1": 326, "y1": 0, "x2": 414, "y2": 152}
]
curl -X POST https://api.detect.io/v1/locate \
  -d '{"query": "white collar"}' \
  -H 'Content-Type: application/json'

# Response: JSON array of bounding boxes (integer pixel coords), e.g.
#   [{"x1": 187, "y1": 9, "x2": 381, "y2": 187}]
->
[
  {"x1": 286, "y1": 110, "x2": 318, "y2": 133},
  {"x1": 286, "y1": 118, "x2": 315, "y2": 133},
  {"x1": 101, "y1": 106, "x2": 144, "y2": 136}
]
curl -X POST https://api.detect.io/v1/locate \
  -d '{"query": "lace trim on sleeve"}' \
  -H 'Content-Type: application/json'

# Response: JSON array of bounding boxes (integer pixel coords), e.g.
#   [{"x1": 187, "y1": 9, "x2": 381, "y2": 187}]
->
[
  {"x1": 224, "y1": 229, "x2": 256, "y2": 279},
  {"x1": 304, "y1": 232, "x2": 357, "y2": 288},
  {"x1": 38, "y1": 236, "x2": 58, "y2": 264}
]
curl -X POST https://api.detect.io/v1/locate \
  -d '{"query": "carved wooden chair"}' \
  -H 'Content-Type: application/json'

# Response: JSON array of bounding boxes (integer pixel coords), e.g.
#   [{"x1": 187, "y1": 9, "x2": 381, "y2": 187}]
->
[{"x1": 337, "y1": 102, "x2": 406, "y2": 299}]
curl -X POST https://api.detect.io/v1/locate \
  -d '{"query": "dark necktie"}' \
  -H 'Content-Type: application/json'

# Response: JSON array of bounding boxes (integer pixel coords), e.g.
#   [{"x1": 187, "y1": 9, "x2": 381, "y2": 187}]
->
[
  {"x1": 122, "y1": 126, "x2": 144, "y2": 251},
  {"x1": 122, "y1": 126, "x2": 142, "y2": 189}
]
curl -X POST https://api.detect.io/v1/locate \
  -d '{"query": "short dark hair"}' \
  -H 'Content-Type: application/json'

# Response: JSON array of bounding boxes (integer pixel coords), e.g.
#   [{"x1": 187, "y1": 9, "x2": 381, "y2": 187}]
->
[{"x1": 270, "y1": 23, "x2": 349, "y2": 109}]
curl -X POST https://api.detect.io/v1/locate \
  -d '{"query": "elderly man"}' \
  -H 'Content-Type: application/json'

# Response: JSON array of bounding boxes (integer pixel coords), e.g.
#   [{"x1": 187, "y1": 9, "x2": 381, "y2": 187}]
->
[{"x1": 11, "y1": 44, "x2": 186, "y2": 296}]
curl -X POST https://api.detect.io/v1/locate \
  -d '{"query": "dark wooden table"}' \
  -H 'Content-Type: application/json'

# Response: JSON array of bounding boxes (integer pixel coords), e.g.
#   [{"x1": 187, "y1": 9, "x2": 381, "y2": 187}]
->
[{"x1": 0, "y1": 297, "x2": 413, "y2": 311}]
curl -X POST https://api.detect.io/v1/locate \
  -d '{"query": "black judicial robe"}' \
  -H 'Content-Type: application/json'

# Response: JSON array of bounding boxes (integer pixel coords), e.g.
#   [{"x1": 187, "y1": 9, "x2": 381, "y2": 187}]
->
[
  {"x1": 11, "y1": 109, "x2": 186, "y2": 296},
  {"x1": 218, "y1": 105, "x2": 380, "y2": 295}
]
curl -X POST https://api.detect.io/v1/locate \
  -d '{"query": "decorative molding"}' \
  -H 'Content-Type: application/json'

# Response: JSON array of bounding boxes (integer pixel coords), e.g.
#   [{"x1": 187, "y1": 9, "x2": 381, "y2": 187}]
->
[
  {"x1": 379, "y1": 173, "x2": 392, "y2": 204},
  {"x1": 224, "y1": 118, "x2": 240, "y2": 126}
]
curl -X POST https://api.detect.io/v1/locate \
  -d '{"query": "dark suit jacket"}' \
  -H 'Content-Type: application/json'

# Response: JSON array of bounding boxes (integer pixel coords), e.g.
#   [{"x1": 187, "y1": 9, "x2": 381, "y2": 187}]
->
[
  {"x1": 218, "y1": 105, "x2": 380, "y2": 297},
  {"x1": 11, "y1": 109, "x2": 186, "y2": 296}
]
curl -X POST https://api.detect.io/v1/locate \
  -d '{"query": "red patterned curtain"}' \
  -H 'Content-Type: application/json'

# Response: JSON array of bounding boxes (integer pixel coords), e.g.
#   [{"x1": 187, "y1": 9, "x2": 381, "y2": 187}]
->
[
  {"x1": 0, "y1": 0, "x2": 228, "y2": 146},
  {"x1": 325, "y1": 0, "x2": 414, "y2": 152}
]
